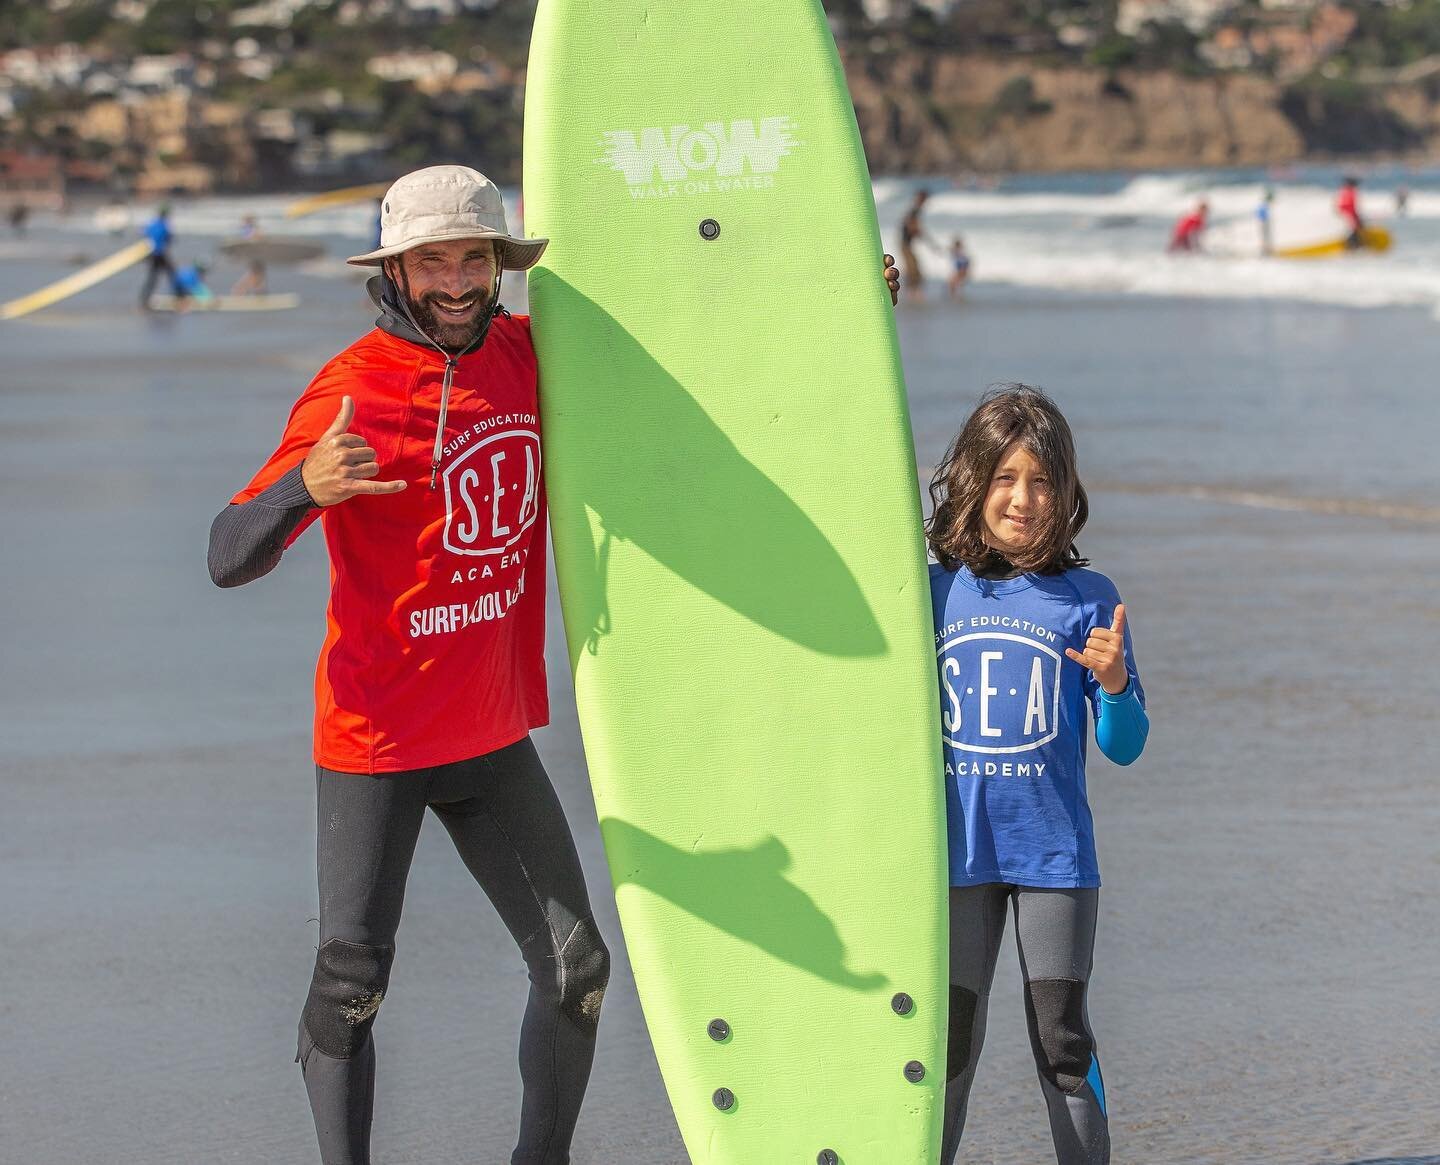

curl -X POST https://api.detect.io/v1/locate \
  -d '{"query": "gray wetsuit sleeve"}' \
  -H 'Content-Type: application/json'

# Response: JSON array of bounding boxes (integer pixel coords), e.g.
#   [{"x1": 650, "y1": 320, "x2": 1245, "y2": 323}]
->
[{"x1": 208, "y1": 463, "x2": 316, "y2": 588}]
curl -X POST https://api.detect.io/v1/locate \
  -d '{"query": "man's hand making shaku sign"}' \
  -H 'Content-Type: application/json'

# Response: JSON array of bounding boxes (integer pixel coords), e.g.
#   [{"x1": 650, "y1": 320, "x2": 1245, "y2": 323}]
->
[
  {"x1": 302, "y1": 395, "x2": 408, "y2": 506},
  {"x1": 1065, "y1": 604, "x2": 1130, "y2": 696}
]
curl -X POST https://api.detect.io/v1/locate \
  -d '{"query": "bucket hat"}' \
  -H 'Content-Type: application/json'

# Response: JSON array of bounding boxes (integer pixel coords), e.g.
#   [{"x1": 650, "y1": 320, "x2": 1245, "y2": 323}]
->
[{"x1": 346, "y1": 165, "x2": 547, "y2": 269}]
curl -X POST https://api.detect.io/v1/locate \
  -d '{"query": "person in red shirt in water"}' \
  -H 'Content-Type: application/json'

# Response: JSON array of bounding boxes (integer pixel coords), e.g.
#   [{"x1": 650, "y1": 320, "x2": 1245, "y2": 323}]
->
[
  {"x1": 1337, "y1": 175, "x2": 1365, "y2": 248},
  {"x1": 1168, "y1": 199, "x2": 1209, "y2": 253},
  {"x1": 210, "y1": 165, "x2": 904, "y2": 1165}
]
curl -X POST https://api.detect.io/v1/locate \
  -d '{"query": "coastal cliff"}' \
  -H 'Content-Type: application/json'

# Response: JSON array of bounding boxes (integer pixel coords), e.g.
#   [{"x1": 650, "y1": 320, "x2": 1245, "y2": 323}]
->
[{"x1": 843, "y1": 51, "x2": 1430, "y2": 174}]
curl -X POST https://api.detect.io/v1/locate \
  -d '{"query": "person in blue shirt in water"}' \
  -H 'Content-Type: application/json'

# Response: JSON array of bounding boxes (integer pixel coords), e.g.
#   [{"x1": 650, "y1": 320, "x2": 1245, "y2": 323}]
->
[
  {"x1": 926, "y1": 385, "x2": 1149, "y2": 1165},
  {"x1": 1257, "y1": 187, "x2": 1275, "y2": 256},
  {"x1": 138, "y1": 204, "x2": 183, "y2": 308}
]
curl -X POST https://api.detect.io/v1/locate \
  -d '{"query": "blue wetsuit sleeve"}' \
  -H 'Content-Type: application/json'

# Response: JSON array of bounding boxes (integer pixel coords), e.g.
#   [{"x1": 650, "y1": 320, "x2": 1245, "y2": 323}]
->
[{"x1": 1095, "y1": 683, "x2": 1148, "y2": 766}]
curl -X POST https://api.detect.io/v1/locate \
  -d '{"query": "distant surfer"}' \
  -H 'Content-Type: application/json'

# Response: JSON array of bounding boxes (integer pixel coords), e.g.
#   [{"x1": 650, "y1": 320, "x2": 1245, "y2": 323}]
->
[
  {"x1": 1337, "y1": 176, "x2": 1365, "y2": 248},
  {"x1": 172, "y1": 259, "x2": 211, "y2": 306},
  {"x1": 899, "y1": 189, "x2": 939, "y2": 300},
  {"x1": 1167, "y1": 199, "x2": 1208, "y2": 253},
  {"x1": 138, "y1": 204, "x2": 181, "y2": 309},
  {"x1": 1395, "y1": 183, "x2": 1410, "y2": 217},
  {"x1": 208, "y1": 166, "x2": 612, "y2": 1165},
  {"x1": 1257, "y1": 187, "x2": 1275, "y2": 256},
  {"x1": 8, "y1": 203, "x2": 29, "y2": 237},
  {"x1": 948, "y1": 235, "x2": 972, "y2": 299},
  {"x1": 926, "y1": 386, "x2": 1149, "y2": 1165},
  {"x1": 230, "y1": 214, "x2": 268, "y2": 295}
]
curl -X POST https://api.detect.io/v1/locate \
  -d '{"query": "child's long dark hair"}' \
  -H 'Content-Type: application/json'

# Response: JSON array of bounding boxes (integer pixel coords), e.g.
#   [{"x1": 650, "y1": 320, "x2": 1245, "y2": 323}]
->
[{"x1": 926, "y1": 384, "x2": 1089, "y2": 575}]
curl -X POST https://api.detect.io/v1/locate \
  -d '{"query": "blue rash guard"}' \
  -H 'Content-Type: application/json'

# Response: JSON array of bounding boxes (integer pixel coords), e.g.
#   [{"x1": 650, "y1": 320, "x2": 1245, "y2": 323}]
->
[
  {"x1": 929, "y1": 563, "x2": 1148, "y2": 889},
  {"x1": 143, "y1": 216, "x2": 172, "y2": 254},
  {"x1": 173, "y1": 265, "x2": 210, "y2": 298}
]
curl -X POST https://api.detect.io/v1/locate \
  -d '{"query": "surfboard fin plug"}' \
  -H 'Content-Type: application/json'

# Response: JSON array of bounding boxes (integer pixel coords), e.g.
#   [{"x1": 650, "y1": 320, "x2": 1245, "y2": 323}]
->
[
  {"x1": 707, "y1": 1018, "x2": 731, "y2": 1042},
  {"x1": 712, "y1": 1087, "x2": 736, "y2": 1111},
  {"x1": 904, "y1": 1059, "x2": 927, "y2": 1083},
  {"x1": 891, "y1": 992, "x2": 915, "y2": 1015}
]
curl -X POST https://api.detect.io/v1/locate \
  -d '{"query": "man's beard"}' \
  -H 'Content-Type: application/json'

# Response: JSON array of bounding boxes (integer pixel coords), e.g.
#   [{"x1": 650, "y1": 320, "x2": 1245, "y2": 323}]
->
[{"x1": 409, "y1": 286, "x2": 494, "y2": 352}]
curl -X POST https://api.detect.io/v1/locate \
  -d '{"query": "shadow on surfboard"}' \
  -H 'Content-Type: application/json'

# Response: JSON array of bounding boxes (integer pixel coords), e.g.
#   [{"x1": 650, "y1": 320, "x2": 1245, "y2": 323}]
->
[
  {"x1": 601, "y1": 818, "x2": 887, "y2": 991},
  {"x1": 536, "y1": 273, "x2": 889, "y2": 666}
]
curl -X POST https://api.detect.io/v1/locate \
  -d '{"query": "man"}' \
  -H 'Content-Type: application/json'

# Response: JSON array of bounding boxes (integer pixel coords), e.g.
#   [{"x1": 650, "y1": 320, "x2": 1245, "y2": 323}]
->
[
  {"x1": 1256, "y1": 187, "x2": 1275, "y2": 256},
  {"x1": 898, "y1": 188, "x2": 936, "y2": 300},
  {"x1": 207, "y1": 166, "x2": 610, "y2": 1165},
  {"x1": 1167, "y1": 199, "x2": 1208, "y2": 253},
  {"x1": 139, "y1": 204, "x2": 180, "y2": 308},
  {"x1": 1337, "y1": 175, "x2": 1364, "y2": 248}
]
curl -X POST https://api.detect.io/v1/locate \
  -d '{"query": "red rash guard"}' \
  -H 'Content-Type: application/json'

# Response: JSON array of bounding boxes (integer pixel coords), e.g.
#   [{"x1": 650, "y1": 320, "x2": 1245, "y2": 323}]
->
[
  {"x1": 233, "y1": 314, "x2": 549, "y2": 773},
  {"x1": 1337, "y1": 186, "x2": 1360, "y2": 227},
  {"x1": 1170, "y1": 212, "x2": 1205, "y2": 250}
]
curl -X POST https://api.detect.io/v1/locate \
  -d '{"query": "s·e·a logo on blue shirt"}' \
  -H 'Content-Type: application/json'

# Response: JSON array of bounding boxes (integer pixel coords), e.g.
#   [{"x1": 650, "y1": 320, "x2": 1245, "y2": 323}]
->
[{"x1": 937, "y1": 632, "x2": 1063, "y2": 755}]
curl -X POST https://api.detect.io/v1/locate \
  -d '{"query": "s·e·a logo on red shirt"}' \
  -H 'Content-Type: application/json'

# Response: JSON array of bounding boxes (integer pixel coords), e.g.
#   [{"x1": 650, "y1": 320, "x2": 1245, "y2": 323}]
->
[{"x1": 441, "y1": 426, "x2": 541, "y2": 557}]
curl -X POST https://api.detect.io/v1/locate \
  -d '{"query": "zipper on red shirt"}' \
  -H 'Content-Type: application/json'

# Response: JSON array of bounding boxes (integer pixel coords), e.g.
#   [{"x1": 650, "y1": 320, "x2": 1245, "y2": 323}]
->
[{"x1": 430, "y1": 354, "x2": 459, "y2": 489}]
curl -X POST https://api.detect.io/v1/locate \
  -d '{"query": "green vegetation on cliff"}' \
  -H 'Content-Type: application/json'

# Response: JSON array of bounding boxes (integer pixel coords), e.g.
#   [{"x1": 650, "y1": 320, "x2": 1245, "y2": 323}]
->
[{"x1": 3, "y1": 0, "x2": 1439, "y2": 186}]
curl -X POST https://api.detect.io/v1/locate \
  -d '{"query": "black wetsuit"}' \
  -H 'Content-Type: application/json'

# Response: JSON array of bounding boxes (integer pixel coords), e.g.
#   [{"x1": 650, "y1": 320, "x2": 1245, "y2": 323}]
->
[{"x1": 208, "y1": 275, "x2": 610, "y2": 1165}]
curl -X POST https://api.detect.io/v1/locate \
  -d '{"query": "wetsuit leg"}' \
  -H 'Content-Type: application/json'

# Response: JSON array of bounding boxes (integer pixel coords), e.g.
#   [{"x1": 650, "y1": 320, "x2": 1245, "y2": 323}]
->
[
  {"x1": 429, "y1": 736, "x2": 609, "y2": 1165},
  {"x1": 900, "y1": 243, "x2": 922, "y2": 294},
  {"x1": 941, "y1": 883, "x2": 1011, "y2": 1164},
  {"x1": 1013, "y1": 888, "x2": 1108, "y2": 1165},
  {"x1": 300, "y1": 767, "x2": 429, "y2": 1165},
  {"x1": 139, "y1": 254, "x2": 170, "y2": 306}
]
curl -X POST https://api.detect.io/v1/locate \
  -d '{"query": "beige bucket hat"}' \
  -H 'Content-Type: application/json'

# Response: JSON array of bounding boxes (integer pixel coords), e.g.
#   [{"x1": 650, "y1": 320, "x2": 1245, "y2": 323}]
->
[{"x1": 346, "y1": 165, "x2": 548, "y2": 269}]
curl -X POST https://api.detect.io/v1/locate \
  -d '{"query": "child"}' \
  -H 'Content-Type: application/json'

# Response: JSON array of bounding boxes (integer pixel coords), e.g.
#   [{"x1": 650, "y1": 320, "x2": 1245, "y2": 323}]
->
[
  {"x1": 926, "y1": 385, "x2": 1148, "y2": 1165},
  {"x1": 231, "y1": 214, "x2": 268, "y2": 296},
  {"x1": 173, "y1": 259, "x2": 212, "y2": 302},
  {"x1": 948, "y1": 235, "x2": 971, "y2": 299}
]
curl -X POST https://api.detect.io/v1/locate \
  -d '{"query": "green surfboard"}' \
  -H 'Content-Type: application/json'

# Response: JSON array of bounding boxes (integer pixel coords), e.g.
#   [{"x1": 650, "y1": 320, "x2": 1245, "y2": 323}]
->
[{"x1": 524, "y1": 3, "x2": 947, "y2": 1160}]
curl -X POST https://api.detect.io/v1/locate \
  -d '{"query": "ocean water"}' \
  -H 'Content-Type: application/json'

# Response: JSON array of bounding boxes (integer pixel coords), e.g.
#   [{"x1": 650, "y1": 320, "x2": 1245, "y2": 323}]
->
[
  {"x1": 14, "y1": 160, "x2": 1440, "y2": 318},
  {"x1": 1, "y1": 173, "x2": 1437, "y2": 1163},
  {"x1": 874, "y1": 164, "x2": 1440, "y2": 319}
]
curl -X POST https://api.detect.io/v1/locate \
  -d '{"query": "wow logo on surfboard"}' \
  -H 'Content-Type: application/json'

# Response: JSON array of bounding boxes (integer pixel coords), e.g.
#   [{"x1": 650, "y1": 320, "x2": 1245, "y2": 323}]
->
[{"x1": 597, "y1": 116, "x2": 801, "y2": 198}]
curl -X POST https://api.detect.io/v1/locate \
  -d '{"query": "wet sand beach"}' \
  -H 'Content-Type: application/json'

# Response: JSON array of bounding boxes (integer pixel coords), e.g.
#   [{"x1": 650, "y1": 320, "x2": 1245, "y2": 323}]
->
[{"x1": 2, "y1": 247, "x2": 1438, "y2": 1163}]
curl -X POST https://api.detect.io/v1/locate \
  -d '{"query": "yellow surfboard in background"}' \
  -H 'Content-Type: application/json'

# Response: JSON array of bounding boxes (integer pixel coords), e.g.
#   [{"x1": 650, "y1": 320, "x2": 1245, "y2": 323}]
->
[
  {"x1": 1275, "y1": 225, "x2": 1393, "y2": 259},
  {"x1": 283, "y1": 183, "x2": 390, "y2": 219},
  {"x1": 1, "y1": 241, "x2": 153, "y2": 320}
]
